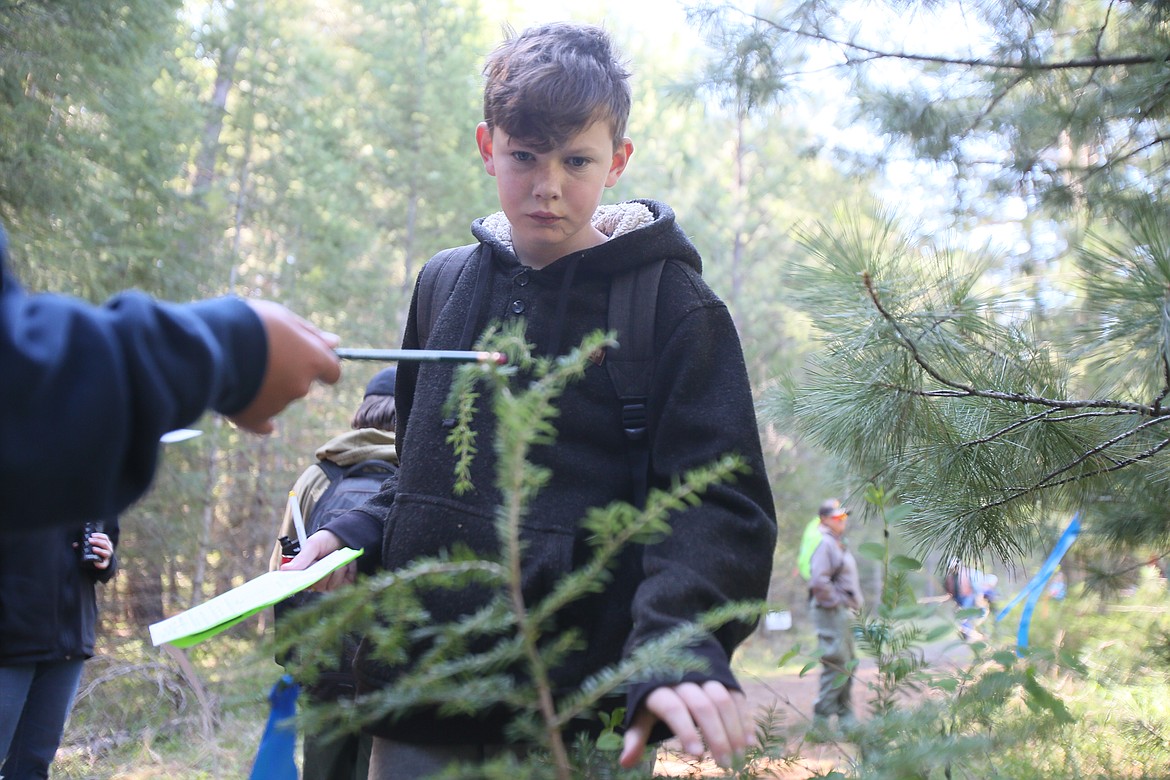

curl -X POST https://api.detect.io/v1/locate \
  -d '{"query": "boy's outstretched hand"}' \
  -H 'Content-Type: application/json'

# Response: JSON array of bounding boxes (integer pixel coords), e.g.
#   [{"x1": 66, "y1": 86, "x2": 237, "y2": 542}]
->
[
  {"x1": 619, "y1": 680, "x2": 755, "y2": 770},
  {"x1": 230, "y1": 300, "x2": 342, "y2": 434}
]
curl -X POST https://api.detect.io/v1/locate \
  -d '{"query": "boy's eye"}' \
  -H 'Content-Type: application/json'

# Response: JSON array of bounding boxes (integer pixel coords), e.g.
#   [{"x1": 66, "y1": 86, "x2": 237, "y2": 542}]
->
[
  {"x1": 566, "y1": 157, "x2": 590, "y2": 169},
  {"x1": 512, "y1": 151, "x2": 535, "y2": 162}
]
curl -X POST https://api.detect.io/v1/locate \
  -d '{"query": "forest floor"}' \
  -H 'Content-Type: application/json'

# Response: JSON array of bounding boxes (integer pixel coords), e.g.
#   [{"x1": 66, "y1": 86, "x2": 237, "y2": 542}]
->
[{"x1": 652, "y1": 619, "x2": 978, "y2": 778}]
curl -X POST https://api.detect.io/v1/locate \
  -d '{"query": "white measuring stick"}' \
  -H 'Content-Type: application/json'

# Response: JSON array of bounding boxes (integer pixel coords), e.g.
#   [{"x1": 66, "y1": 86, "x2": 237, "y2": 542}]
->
[{"x1": 288, "y1": 491, "x2": 308, "y2": 547}]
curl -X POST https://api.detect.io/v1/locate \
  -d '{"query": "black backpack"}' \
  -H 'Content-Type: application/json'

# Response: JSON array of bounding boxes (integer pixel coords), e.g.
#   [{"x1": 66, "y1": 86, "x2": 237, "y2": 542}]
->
[
  {"x1": 274, "y1": 457, "x2": 398, "y2": 698},
  {"x1": 416, "y1": 243, "x2": 664, "y2": 507},
  {"x1": 307, "y1": 459, "x2": 398, "y2": 533}
]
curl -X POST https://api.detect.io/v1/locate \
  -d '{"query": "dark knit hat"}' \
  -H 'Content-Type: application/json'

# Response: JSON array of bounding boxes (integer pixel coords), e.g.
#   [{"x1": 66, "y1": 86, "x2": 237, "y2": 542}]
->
[{"x1": 364, "y1": 366, "x2": 397, "y2": 398}]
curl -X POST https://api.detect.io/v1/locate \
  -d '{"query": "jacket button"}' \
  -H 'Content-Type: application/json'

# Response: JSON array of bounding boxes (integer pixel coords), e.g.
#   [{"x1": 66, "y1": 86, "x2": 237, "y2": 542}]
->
[{"x1": 511, "y1": 299, "x2": 525, "y2": 314}]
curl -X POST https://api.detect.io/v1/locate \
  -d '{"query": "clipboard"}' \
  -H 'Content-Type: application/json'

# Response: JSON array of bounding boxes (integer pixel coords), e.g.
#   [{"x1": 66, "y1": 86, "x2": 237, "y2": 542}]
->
[{"x1": 148, "y1": 547, "x2": 362, "y2": 648}]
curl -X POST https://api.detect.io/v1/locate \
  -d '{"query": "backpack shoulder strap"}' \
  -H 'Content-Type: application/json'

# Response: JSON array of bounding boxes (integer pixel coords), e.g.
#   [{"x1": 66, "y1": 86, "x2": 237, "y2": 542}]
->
[
  {"x1": 317, "y1": 459, "x2": 345, "y2": 485},
  {"x1": 416, "y1": 244, "x2": 479, "y2": 348},
  {"x1": 605, "y1": 258, "x2": 667, "y2": 508},
  {"x1": 305, "y1": 460, "x2": 346, "y2": 536},
  {"x1": 337, "y1": 458, "x2": 398, "y2": 480}
]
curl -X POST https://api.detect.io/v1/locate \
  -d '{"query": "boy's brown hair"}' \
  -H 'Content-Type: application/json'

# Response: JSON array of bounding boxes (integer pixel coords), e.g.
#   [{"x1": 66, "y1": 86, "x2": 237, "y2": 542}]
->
[
  {"x1": 351, "y1": 394, "x2": 395, "y2": 432},
  {"x1": 482, "y1": 22, "x2": 631, "y2": 152}
]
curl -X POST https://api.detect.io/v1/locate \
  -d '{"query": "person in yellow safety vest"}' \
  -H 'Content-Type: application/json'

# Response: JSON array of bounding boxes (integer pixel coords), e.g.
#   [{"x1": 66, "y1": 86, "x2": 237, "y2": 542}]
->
[{"x1": 797, "y1": 500, "x2": 842, "y2": 580}]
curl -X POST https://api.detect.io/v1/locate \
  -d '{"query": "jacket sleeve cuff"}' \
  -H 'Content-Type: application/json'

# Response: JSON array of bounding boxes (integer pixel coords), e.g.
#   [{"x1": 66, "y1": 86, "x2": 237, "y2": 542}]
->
[
  {"x1": 93, "y1": 556, "x2": 118, "y2": 584},
  {"x1": 323, "y1": 508, "x2": 384, "y2": 575},
  {"x1": 181, "y1": 296, "x2": 267, "y2": 416}
]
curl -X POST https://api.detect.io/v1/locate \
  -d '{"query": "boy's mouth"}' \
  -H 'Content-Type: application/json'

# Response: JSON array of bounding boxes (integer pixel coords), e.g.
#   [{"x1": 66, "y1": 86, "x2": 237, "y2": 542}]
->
[{"x1": 528, "y1": 211, "x2": 560, "y2": 225}]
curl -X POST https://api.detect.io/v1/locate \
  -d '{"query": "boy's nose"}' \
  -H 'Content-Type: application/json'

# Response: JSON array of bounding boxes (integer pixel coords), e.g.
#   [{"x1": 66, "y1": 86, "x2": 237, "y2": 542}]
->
[{"x1": 532, "y1": 167, "x2": 562, "y2": 200}]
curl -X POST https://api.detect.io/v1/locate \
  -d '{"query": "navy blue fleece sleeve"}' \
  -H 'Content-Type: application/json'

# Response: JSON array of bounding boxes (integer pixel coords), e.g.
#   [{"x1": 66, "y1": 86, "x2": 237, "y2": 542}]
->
[{"x1": 1, "y1": 230, "x2": 267, "y2": 529}]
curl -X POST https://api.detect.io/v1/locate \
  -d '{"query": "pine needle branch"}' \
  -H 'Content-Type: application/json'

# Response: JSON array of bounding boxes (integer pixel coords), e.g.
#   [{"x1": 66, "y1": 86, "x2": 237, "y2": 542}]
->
[{"x1": 863, "y1": 271, "x2": 1164, "y2": 416}]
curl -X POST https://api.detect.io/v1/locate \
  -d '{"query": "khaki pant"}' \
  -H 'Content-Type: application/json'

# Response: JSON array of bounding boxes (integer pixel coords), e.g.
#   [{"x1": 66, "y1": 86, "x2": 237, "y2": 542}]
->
[{"x1": 810, "y1": 601, "x2": 854, "y2": 720}]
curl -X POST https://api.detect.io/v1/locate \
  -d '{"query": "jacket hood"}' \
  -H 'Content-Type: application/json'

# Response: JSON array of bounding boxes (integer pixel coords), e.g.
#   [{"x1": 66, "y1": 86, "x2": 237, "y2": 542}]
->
[
  {"x1": 471, "y1": 199, "x2": 702, "y2": 277},
  {"x1": 315, "y1": 427, "x2": 397, "y2": 468},
  {"x1": 460, "y1": 199, "x2": 703, "y2": 356}
]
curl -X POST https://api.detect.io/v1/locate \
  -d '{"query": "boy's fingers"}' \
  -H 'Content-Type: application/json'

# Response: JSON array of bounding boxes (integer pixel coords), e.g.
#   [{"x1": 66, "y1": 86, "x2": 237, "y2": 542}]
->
[
  {"x1": 622, "y1": 683, "x2": 754, "y2": 769},
  {"x1": 644, "y1": 686, "x2": 705, "y2": 757},
  {"x1": 676, "y1": 683, "x2": 752, "y2": 766},
  {"x1": 280, "y1": 530, "x2": 342, "y2": 573},
  {"x1": 618, "y1": 708, "x2": 655, "y2": 768},
  {"x1": 282, "y1": 548, "x2": 313, "y2": 570},
  {"x1": 280, "y1": 536, "x2": 324, "y2": 570}
]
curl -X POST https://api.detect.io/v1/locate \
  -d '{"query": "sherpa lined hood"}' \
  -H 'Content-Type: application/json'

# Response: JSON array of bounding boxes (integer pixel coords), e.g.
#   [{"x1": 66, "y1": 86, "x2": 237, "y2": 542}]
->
[
  {"x1": 458, "y1": 199, "x2": 702, "y2": 355},
  {"x1": 472, "y1": 199, "x2": 701, "y2": 277}
]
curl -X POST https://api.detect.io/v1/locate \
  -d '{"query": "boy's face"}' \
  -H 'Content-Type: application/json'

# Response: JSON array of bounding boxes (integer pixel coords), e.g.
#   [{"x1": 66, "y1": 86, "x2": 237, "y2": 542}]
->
[{"x1": 476, "y1": 120, "x2": 633, "y2": 269}]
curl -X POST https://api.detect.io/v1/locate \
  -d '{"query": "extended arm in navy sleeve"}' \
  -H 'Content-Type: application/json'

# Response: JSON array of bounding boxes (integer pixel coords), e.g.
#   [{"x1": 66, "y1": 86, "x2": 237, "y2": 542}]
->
[{"x1": 1, "y1": 240, "x2": 267, "y2": 530}]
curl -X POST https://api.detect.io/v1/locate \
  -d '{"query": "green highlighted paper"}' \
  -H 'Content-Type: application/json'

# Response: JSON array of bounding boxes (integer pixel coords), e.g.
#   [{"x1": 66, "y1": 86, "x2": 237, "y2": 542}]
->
[{"x1": 148, "y1": 548, "x2": 362, "y2": 648}]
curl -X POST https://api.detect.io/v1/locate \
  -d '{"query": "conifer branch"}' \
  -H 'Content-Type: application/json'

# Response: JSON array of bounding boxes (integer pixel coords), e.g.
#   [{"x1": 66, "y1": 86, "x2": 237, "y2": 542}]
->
[
  {"x1": 297, "y1": 326, "x2": 760, "y2": 776},
  {"x1": 477, "y1": 330, "x2": 615, "y2": 779},
  {"x1": 863, "y1": 271, "x2": 1167, "y2": 416},
  {"x1": 746, "y1": 12, "x2": 1170, "y2": 72},
  {"x1": 959, "y1": 407, "x2": 1170, "y2": 448},
  {"x1": 1033, "y1": 431, "x2": 1170, "y2": 489},
  {"x1": 960, "y1": 407, "x2": 1059, "y2": 446},
  {"x1": 1037, "y1": 410, "x2": 1148, "y2": 422},
  {"x1": 532, "y1": 456, "x2": 742, "y2": 626},
  {"x1": 950, "y1": 431, "x2": 1170, "y2": 520},
  {"x1": 1154, "y1": 354, "x2": 1170, "y2": 414},
  {"x1": 856, "y1": 269, "x2": 1170, "y2": 526}
]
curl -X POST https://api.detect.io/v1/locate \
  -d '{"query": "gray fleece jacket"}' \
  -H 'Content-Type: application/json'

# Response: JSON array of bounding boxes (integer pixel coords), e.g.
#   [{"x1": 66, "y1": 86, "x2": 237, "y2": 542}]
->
[{"x1": 808, "y1": 525, "x2": 862, "y2": 611}]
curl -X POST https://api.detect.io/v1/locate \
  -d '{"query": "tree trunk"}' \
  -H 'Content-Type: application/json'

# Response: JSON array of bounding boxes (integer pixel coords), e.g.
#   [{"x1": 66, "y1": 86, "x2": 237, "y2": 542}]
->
[
  {"x1": 123, "y1": 525, "x2": 166, "y2": 627},
  {"x1": 191, "y1": 42, "x2": 239, "y2": 196},
  {"x1": 189, "y1": 416, "x2": 222, "y2": 608}
]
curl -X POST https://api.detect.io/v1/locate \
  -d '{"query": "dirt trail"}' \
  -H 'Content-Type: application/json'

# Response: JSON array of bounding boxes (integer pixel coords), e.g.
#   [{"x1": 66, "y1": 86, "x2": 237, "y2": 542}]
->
[
  {"x1": 652, "y1": 636, "x2": 976, "y2": 778},
  {"x1": 650, "y1": 664, "x2": 874, "y2": 778}
]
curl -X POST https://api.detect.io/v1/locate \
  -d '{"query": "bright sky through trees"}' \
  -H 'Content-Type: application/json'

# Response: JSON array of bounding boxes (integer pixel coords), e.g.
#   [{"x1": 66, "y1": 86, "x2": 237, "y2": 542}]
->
[{"x1": 479, "y1": 0, "x2": 703, "y2": 57}]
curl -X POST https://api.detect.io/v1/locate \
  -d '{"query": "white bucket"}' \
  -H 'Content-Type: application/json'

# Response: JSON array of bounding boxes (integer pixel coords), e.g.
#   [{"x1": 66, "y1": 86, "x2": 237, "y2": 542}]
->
[{"x1": 764, "y1": 610, "x2": 792, "y2": 631}]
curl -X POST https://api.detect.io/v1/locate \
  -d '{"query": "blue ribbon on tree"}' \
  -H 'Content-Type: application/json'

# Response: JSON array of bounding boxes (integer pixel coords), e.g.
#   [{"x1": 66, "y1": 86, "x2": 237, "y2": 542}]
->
[
  {"x1": 248, "y1": 674, "x2": 299, "y2": 780},
  {"x1": 995, "y1": 512, "x2": 1081, "y2": 654}
]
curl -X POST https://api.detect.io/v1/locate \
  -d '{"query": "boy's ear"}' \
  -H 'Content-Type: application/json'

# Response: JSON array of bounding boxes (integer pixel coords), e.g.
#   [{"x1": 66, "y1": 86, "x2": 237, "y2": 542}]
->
[
  {"x1": 476, "y1": 122, "x2": 497, "y2": 176},
  {"x1": 606, "y1": 137, "x2": 634, "y2": 188}
]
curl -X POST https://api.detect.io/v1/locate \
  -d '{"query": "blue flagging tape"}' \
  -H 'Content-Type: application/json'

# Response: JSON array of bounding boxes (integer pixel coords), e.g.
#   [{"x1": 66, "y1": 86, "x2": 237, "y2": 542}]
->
[{"x1": 995, "y1": 512, "x2": 1081, "y2": 655}]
